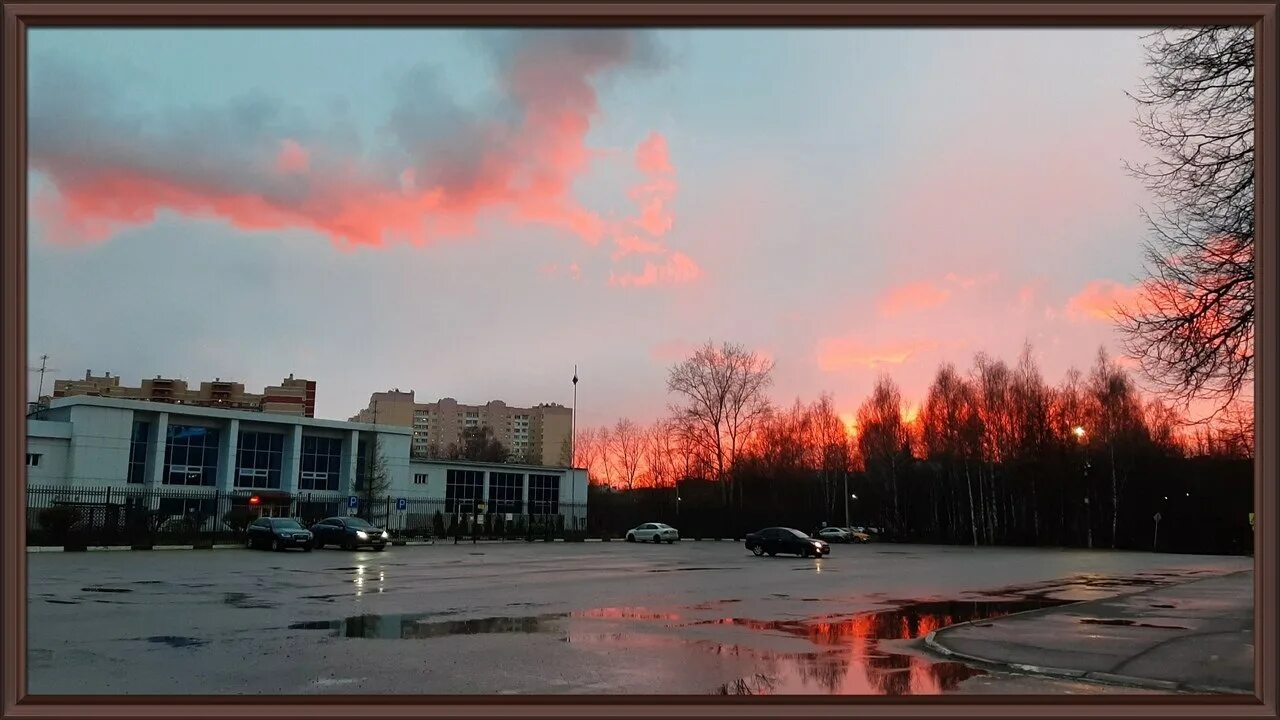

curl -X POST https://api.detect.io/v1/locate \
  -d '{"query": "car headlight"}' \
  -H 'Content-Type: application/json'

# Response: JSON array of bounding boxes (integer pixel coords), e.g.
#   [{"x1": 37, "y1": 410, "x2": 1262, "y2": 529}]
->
[
  {"x1": 381, "y1": 531, "x2": 389, "y2": 539},
  {"x1": 356, "y1": 531, "x2": 369, "y2": 540}
]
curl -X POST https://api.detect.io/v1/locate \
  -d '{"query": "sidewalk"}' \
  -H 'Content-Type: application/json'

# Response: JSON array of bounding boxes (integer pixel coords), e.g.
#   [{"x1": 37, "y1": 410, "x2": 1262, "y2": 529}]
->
[{"x1": 926, "y1": 570, "x2": 1254, "y2": 694}]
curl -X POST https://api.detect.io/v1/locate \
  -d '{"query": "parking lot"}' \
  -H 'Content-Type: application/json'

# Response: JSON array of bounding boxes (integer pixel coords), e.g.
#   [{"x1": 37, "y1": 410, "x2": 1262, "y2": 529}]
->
[{"x1": 26, "y1": 541, "x2": 1252, "y2": 695}]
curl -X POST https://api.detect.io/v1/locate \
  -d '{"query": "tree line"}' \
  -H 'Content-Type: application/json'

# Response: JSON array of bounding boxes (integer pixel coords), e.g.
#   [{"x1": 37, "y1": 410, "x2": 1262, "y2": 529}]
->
[{"x1": 577, "y1": 341, "x2": 1253, "y2": 554}]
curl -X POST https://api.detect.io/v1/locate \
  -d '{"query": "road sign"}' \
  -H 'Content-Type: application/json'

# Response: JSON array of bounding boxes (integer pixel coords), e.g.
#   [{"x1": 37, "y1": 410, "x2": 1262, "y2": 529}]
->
[
  {"x1": 396, "y1": 498, "x2": 407, "y2": 512},
  {"x1": 505, "y1": 513, "x2": 513, "y2": 522},
  {"x1": 347, "y1": 496, "x2": 359, "y2": 509}
]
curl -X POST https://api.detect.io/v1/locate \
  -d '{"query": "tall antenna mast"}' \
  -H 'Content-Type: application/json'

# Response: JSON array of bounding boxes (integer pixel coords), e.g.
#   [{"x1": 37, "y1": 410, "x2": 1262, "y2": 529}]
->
[{"x1": 28, "y1": 354, "x2": 59, "y2": 399}]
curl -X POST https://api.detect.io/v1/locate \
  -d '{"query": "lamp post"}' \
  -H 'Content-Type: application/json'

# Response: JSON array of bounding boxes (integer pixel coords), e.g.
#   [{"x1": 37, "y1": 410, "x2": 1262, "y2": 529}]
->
[
  {"x1": 571, "y1": 367, "x2": 578, "y2": 528},
  {"x1": 843, "y1": 473, "x2": 851, "y2": 529},
  {"x1": 1073, "y1": 426, "x2": 1091, "y2": 550}
]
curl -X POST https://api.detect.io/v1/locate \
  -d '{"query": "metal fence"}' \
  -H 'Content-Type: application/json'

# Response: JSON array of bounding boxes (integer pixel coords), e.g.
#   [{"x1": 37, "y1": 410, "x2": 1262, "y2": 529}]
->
[{"x1": 26, "y1": 485, "x2": 589, "y2": 548}]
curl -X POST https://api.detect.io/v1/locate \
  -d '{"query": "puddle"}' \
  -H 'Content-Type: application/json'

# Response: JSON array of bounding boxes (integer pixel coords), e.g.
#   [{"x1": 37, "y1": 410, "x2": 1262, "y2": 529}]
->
[
  {"x1": 291, "y1": 613, "x2": 564, "y2": 639},
  {"x1": 647, "y1": 567, "x2": 734, "y2": 573},
  {"x1": 81, "y1": 587, "x2": 132, "y2": 593},
  {"x1": 576, "y1": 607, "x2": 681, "y2": 621},
  {"x1": 146, "y1": 636, "x2": 207, "y2": 648},
  {"x1": 223, "y1": 592, "x2": 277, "y2": 609},
  {"x1": 1078, "y1": 618, "x2": 1189, "y2": 630},
  {"x1": 45, "y1": 599, "x2": 79, "y2": 605},
  {"x1": 132, "y1": 580, "x2": 166, "y2": 585},
  {"x1": 579, "y1": 599, "x2": 1069, "y2": 695}
]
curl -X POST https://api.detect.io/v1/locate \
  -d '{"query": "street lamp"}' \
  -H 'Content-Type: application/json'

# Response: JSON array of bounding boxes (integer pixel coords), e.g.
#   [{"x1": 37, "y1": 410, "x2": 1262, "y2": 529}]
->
[
  {"x1": 1073, "y1": 426, "x2": 1091, "y2": 549},
  {"x1": 843, "y1": 473, "x2": 853, "y2": 529}
]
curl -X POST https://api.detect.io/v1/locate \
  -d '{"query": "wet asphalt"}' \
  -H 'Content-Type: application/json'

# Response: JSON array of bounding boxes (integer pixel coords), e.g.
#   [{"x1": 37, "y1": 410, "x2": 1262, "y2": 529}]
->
[{"x1": 26, "y1": 541, "x2": 1251, "y2": 695}]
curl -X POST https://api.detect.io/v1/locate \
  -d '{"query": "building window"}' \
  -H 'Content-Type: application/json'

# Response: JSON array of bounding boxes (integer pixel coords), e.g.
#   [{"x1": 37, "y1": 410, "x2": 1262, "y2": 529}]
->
[
  {"x1": 528, "y1": 474, "x2": 560, "y2": 515},
  {"x1": 445, "y1": 469, "x2": 484, "y2": 513},
  {"x1": 300, "y1": 435, "x2": 342, "y2": 492},
  {"x1": 164, "y1": 425, "x2": 220, "y2": 486},
  {"x1": 236, "y1": 431, "x2": 284, "y2": 489},
  {"x1": 26, "y1": 453, "x2": 41, "y2": 468},
  {"x1": 354, "y1": 439, "x2": 368, "y2": 490},
  {"x1": 414, "y1": 473, "x2": 428, "y2": 485},
  {"x1": 127, "y1": 420, "x2": 150, "y2": 483},
  {"x1": 488, "y1": 472, "x2": 523, "y2": 513}
]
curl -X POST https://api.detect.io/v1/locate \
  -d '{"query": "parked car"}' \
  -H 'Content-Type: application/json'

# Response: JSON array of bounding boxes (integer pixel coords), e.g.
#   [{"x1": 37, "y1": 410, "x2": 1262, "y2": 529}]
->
[
  {"x1": 246, "y1": 517, "x2": 313, "y2": 551},
  {"x1": 626, "y1": 522, "x2": 680, "y2": 543},
  {"x1": 309, "y1": 516, "x2": 389, "y2": 551},
  {"x1": 816, "y1": 526, "x2": 854, "y2": 543},
  {"x1": 744, "y1": 527, "x2": 830, "y2": 558}
]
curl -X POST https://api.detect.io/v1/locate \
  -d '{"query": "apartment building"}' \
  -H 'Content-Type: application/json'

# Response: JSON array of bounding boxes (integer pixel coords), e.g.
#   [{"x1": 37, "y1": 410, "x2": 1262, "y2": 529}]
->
[
  {"x1": 51, "y1": 371, "x2": 317, "y2": 417},
  {"x1": 350, "y1": 390, "x2": 572, "y2": 466}
]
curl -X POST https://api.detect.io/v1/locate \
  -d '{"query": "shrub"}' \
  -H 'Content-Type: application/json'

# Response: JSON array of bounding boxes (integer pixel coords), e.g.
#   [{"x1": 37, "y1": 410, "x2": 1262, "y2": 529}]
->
[
  {"x1": 433, "y1": 511, "x2": 446, "y2": 537},
  {"x1": 39, "y1": 505, "x2": 81, "y2": 540}
]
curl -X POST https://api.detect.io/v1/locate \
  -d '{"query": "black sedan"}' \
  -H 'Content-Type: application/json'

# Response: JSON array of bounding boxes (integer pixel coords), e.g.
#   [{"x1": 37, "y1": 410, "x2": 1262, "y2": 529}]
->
[
  {"x1": 745, "y1": 527, "x2": 830, "y2": 558},
  {"x1": 246, "y1": 517, "x2": 314, "y2": 551},
  {"x1": 309, "y1": 516, "x2": 389, "y2": 551}
]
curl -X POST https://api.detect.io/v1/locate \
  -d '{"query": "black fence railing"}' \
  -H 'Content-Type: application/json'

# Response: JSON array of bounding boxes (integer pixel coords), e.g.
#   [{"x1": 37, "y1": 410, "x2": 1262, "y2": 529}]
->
[{"x1": 26, "y1": 485, "x2": 589, "y2": 548}]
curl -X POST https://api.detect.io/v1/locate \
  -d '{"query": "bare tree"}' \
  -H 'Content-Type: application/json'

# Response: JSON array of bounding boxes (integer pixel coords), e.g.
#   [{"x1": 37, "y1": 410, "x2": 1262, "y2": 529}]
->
[
  {"x1": 1087, "y1": 348, "x2": 1146, "y2": 549},
  {"x1": 357, "y1": 437, "x2": 392, "y2": 520},
  {"x1": 608, "y1": 418, "x2": 645, "y2": 491},
  {"x1": 809, "y1": 394, "x2": 850, "y2": 520},
  {"x1": 1120, "y1": 27, "x2": 1255, "y2": 414},
  {"x1": 643, "y1": 419, "x2": 678, "y2": 488},
  {"x1": 667, "y1": 341, "x2": 775, "y2": 505},
  {"x1": 856, "y1": 376, "x2": 910, "y2": 533}
]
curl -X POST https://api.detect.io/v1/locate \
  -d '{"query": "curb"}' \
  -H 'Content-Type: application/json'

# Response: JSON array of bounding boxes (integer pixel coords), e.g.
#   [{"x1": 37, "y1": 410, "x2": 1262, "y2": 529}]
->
[
  {"x1": 26, "y1": 537, "x2": 741, "y2": 552},
  {"x1": 923, "y1": 571, "x2": 1255, "y2": 695},
  {"x1": 27, "y1": 544, "x2": 244, "y2": 553}
]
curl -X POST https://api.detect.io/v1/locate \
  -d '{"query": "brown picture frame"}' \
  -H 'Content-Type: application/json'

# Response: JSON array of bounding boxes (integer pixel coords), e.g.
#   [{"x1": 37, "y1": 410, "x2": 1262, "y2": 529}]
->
[{"x1": 2, "y1": 2, "x2": 1275, "y2": 717}]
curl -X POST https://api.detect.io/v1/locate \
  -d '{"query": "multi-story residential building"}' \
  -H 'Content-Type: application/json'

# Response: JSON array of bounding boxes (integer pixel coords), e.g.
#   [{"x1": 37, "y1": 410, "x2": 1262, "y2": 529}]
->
[
  {"x1": 49, "y1": 371, "x2": 317, "y2": 417},
  {"x1": 350, "y1": 390, "x2": 572, "y2": 466}
]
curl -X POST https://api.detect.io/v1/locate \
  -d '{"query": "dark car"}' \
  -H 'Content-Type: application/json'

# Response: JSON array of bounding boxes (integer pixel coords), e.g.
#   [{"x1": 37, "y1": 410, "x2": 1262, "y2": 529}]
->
[
  {"x1": 246, "y1": 517, "x2": 314, "y2": 551},
  {"x1": 309, "y1": 516, "x2": 389, "y2": 551},
  {"x1": 745, "y1": 527, "x2": 830, "y2": 558}
]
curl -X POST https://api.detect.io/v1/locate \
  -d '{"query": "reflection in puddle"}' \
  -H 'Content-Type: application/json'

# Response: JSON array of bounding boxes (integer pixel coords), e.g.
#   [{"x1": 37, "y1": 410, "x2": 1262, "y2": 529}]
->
[
  {"x1": 1078, "y1": 618, "x2": 1188, "y2": 630},
  {"x1": 146, "y1": 635, "x2": 207, "y2": 648},
  {"x1": 284, "y1": 597, "x2": 1072, "y2": 695},
  {"x1": 290, "y1": 613, "x2": 567, "y2": 638},
  {"x1": 611, "y1": 599, "x2": 1064, "y2": 695}
]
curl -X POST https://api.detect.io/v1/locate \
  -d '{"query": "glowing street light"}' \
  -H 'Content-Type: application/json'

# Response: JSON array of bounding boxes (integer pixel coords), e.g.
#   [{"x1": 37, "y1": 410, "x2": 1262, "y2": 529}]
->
[{"x1": 1072, "y1": 426, "x2": 1086, "y2": 440}]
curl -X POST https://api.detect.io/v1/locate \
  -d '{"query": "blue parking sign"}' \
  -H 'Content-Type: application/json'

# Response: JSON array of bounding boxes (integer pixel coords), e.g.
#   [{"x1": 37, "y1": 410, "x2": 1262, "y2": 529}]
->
[
  {"x1": 347, "y1": 496, "x2": 359, "y2": 509},
  {"x1": 396, "y1": 498, "x2": 407, "y2": 511}
]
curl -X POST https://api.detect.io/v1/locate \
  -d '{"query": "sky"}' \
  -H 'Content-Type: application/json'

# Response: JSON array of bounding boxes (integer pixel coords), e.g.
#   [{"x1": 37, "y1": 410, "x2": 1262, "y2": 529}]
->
[{"x1": 27, "y1": 28, "x2": 1169, "y2": 427}]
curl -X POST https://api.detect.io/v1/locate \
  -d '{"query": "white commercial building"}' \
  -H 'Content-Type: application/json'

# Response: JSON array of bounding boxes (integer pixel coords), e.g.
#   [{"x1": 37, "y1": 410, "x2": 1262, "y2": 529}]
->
[{"x1": 25, "y1": 395, "x2": 587, "y2": 529}]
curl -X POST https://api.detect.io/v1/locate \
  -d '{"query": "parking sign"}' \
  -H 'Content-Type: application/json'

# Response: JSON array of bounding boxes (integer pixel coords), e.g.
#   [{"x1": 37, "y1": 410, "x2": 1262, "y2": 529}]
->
[
  {"x1": 396, "y1": 498, "x2": 407, "y2": 512},
  {"x1": 347, "y1": 496, "x2": 359, "y2": 509}
]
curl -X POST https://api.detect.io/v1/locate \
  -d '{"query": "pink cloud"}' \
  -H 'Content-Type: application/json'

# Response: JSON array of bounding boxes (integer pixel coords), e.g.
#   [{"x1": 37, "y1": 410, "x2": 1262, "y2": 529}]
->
[
  {"x1": 612, "y1": 233, "x2": 666, "y2": 261},
  {"x1": 28, "y1": 33, "x2": 657, "y2": 249},
  {"x1": 816, "y1": 338, "x2": 939, "y2": 372},
  {"x1": 635, "y1": 131, "x2": 674, "y2": 175},
  {"x1": 609, "y1": 251, "x2": 702, "y2": 288},
  {"x1": 1066, "y1": 279, "x2": 1142, "y2": 322},
  {"x1": 275, "y1": 139, "x2": 309, "y2": 174},
  {"x1": 878, "y1": 281, "x2": 951, "y2": 317}
]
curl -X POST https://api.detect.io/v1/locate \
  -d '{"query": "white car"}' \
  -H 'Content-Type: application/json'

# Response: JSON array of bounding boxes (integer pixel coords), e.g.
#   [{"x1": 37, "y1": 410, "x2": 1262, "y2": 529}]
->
[
  {"x1": 816, "y1": 527, "x2": 853, "y2": 543},
  {"x1": 626, "y1": 522, "x2": 680, "y2": 544}
]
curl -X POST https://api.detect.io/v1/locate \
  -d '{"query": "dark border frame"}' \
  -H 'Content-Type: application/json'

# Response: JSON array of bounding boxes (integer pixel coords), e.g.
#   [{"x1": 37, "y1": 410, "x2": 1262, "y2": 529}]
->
[{"x1": 1, "y1": 2, "x2": 1275, "y2": 717}]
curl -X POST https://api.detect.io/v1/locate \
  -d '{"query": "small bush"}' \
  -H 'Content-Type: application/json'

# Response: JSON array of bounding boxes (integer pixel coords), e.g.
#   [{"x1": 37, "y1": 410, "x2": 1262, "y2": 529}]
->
[
  {"x1": 432, "y1": 511, "x2": 446, "y2": 537},
  {"x1": 39, "y1": 505, "x2": 81, "y2": 540}
]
